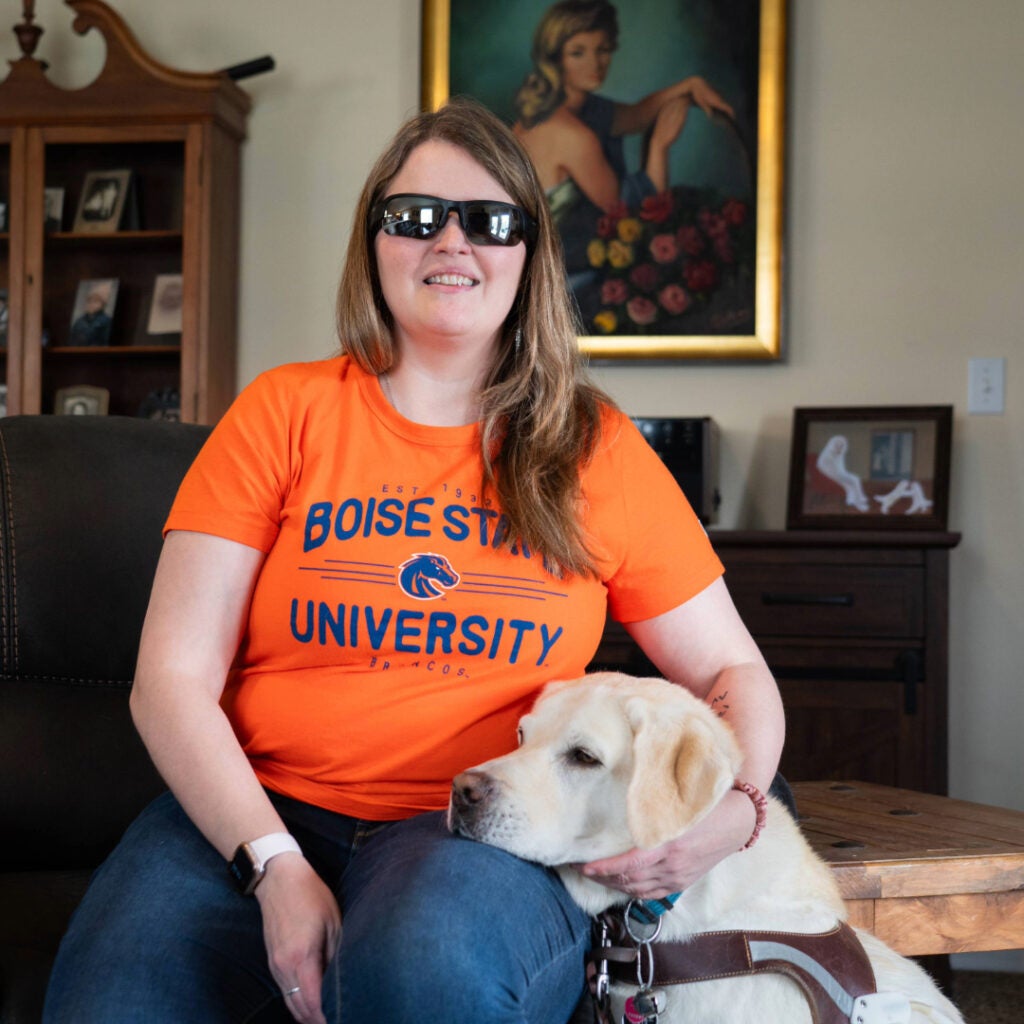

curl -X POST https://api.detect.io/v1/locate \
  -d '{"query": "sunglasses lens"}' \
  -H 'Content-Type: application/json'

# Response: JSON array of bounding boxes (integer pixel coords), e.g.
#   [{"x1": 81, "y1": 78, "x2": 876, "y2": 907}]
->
[
  {"x1": 466, "y1": 203, "x2": 531, "y2": 245},
  {"x1": 379, "y1": 198, "x2": 446, "y2": 239}
]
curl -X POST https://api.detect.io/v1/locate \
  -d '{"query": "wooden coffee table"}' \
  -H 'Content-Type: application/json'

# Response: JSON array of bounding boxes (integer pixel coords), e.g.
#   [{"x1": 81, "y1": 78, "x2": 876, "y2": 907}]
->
[{"x1": 792, "y1": 780, "x2": 1024, "y2": 956}]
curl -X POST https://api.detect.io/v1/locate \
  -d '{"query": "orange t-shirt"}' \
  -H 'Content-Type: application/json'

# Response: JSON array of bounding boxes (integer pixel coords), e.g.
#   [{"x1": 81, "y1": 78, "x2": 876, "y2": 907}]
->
[{"x1": 165, "y1": 357, "x2": 722, "y2": 819}]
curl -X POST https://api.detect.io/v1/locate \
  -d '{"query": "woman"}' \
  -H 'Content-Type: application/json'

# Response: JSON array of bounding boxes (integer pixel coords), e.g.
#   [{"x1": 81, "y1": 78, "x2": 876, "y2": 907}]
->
[
  {"x1": 44, "y1": 97, "x2": 783, "y2": 1024},
  {"x1": 514, "y1": 1, "x2": 734, "y2": 265}
]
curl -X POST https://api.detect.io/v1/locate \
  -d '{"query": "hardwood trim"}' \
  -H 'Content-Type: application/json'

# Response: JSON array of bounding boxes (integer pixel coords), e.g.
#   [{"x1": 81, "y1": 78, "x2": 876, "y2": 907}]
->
[
  {"x1": 5, "y1": 127, "x2": 28, "y2": 416},
  {"x1": 20, "y1": 128, "x2": 44, "y2": 415}
]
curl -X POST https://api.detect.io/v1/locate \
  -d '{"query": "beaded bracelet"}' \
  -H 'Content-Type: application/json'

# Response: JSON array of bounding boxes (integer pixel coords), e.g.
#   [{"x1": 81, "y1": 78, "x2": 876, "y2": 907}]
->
[{"x1": 733, "y1": 780, "x2": 768, "y2": 850}]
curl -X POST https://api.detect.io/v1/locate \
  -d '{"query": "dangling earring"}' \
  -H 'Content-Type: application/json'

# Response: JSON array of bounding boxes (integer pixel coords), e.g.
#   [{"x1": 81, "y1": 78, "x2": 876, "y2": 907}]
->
[{"x1": 514, "y1": 326, "x2": 522, "y2": 358}]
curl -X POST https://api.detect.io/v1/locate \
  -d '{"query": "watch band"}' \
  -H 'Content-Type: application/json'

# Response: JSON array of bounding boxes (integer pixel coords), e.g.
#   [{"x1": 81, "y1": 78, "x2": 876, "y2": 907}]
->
[
  {"x1": 247, "y1": 832, "x2": 302, "y2": 865},
  {"x1": 229, "y1": 832, "x2": 302, "y2": 895}
]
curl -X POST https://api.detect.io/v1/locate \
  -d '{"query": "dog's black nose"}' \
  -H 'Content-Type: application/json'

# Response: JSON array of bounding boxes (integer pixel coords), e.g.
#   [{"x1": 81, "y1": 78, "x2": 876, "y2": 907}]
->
[{"x1": 451, "y1": 769, "x2": 496, "y2": 814}]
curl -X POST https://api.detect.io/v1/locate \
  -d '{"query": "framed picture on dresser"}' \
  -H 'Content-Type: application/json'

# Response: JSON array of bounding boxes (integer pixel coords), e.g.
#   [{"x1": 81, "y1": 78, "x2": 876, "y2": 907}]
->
[{"x1": 786, "y1": 405, "x2": 953, "y2": 531}]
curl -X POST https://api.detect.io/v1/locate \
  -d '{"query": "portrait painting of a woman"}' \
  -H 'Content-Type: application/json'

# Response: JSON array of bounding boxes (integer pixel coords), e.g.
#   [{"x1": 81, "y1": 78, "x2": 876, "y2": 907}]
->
[{"x1": 436, "y1": 0, "x2": 783, "y2": 355}]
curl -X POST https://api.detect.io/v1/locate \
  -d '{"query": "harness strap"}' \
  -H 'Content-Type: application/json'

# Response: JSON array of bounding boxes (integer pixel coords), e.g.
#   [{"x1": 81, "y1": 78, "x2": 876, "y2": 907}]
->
[{"x1": 593, "y1": 921, "x2": 877, "y2": 1024}]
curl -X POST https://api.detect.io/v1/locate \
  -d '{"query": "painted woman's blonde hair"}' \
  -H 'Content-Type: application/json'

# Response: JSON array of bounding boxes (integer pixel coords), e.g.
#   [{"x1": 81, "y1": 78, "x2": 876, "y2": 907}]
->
[
  {"x1": 514, "y1": 0, "x2": 620, "y2": 129},
  {"x1": 336, "y1": 97, "x2": 612, "y2": 578}
]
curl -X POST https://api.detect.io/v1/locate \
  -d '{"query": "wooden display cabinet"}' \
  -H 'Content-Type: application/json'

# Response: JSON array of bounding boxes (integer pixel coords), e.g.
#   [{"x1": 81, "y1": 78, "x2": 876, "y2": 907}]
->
[{"x1": 0, "y1": 0, "x2": 251, "y2": 422}]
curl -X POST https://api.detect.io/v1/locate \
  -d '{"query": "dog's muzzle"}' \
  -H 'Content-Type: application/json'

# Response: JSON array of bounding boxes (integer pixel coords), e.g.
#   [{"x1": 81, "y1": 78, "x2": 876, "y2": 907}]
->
[{"x1": 447, "y1": 769, "x2": 498, "y2": 837}]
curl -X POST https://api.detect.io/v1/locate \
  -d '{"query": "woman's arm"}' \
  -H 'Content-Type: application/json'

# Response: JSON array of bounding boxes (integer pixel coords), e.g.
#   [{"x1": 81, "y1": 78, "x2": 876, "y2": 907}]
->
[
  {"x1": 581, "y1": 576, "x2": 784, "y2": 895},
  {"x1": 612, "y1": 75, "x2": 735, "y2": 137},
  {"x1": 643, "y1": 95, "x2": 693, "y2": 193},
  {"x1": 131, "y1": 530, "x2": 340, "y2": 1024},
  {"x1": 131, "y1": 530, "x2": 276, "y2": 853},
  {"x1": 626, "y1": 576, "x2": 783, "y2": 796}
]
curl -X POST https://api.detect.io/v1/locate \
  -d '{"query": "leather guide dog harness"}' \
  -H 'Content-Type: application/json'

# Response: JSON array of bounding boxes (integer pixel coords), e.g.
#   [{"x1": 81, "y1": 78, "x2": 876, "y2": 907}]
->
[{"x1": 587, "y1": 914, "x2": 910, "y2": 1024}]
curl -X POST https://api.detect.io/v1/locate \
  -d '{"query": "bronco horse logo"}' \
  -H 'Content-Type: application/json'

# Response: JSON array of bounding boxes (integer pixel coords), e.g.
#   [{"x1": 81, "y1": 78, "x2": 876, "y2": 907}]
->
[{"x1": 397, "y1": 553, "x2": 461, "y2": 600}]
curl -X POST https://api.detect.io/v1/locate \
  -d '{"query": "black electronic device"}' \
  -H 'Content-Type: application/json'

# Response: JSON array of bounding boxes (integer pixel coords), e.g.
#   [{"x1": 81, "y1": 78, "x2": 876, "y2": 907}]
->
[{"x1": 631, "y1": 416, "x2": 720, "y2": 524}]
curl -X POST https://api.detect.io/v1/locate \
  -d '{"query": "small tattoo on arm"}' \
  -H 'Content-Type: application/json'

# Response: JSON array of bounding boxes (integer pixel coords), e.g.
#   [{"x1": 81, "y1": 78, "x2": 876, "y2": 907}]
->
[{"x1": 711, "y1": 691, "x2": 731, "y2": 717}]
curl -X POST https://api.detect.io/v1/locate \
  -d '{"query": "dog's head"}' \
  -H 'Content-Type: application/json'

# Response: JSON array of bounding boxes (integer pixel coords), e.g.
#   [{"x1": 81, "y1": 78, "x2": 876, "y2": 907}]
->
[{"x1": 447, "y1": 672, "x2": 742, "y2": 866}]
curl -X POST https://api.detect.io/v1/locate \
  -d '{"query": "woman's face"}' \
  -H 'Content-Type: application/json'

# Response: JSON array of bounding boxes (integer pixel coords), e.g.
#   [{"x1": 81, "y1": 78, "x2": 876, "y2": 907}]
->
[
  {"x1": 374, "y1": 140, "x2": 527, "y2": 362},
  {"x1": 560, "y1": 29, "x2": 613, "y2": 95}
]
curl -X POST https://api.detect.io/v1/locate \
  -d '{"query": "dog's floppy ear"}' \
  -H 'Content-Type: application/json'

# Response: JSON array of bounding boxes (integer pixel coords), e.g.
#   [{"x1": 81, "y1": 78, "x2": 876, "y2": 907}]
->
[{"x1": 625, "y1": 696, "x2": 741, "y2": 849}]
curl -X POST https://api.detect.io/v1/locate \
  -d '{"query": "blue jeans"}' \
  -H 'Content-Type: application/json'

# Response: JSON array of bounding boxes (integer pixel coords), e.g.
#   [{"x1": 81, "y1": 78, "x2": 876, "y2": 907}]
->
[{"x1": 43, "y1": 790, "x2": 592, "y2": 1023}]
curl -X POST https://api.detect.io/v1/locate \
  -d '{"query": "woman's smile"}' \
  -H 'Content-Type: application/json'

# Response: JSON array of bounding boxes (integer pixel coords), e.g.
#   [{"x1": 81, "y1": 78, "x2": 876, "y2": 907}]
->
[{"x1": 423, "y1": 271, "x2": 478, "y2": 288}]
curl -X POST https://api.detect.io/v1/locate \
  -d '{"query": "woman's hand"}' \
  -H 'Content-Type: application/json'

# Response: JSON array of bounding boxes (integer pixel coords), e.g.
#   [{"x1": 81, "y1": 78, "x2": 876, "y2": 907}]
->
[
  {"x1": 684, "y1": 76, "x2": 735, "y2": 121},
  {"x1": 256, "y1": 854, "x2": 342, "y2": 1024},
  {"x1": 580, "y1": 787, "x2": 754, "y2": 899}
]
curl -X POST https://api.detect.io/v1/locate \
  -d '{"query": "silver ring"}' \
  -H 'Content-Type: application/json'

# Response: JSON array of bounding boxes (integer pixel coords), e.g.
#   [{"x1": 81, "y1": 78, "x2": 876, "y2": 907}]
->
[{"x1": 284, "y1": 986, "x2": 301, "y2": 997}]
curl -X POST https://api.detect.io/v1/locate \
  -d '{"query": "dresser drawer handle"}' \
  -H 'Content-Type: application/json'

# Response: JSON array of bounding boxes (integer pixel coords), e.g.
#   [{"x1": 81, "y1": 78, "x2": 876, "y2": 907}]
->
[{"x1": 760, "y1": 592, "x2": 854, "y2": 608}]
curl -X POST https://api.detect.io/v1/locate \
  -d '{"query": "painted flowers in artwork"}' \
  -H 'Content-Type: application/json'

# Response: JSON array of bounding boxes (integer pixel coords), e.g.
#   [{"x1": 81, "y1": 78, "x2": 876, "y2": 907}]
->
[{"x1": 583, "y1": 186, "x2": 754, "y2": 336}]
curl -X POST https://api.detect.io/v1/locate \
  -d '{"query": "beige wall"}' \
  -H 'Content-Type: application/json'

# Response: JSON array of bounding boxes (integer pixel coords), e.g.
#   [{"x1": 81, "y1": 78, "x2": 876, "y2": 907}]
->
[{"x1": 27, "y1": 0, "x2": 1023, "y2": 955}]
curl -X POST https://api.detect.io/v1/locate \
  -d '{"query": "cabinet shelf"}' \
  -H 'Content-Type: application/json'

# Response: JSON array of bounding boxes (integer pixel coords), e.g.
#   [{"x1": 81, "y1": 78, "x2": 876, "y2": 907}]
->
[
  {"x1": 46, "y1": 230, "x2": 183, "y2": 245},
  {"x1": 46, "y1": 345, "x2": 181, "y2": 357}
]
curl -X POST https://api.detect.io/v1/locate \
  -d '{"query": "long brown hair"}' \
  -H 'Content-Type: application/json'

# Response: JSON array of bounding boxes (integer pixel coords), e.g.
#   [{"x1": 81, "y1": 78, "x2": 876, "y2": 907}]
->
[{"x1": 336, "y1": 97, "x2": 612, "y2": 578}]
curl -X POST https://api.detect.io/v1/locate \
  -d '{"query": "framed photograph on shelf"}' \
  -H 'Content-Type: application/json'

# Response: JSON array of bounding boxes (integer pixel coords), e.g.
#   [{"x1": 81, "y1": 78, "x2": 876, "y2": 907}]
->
[
  {"x1": 786, "y1": 406, "x2": 953, "y2": 532},
  {"x1": 54, "y1": 384, "x2": 110, "y2": 416},
  {"x1": 146, "y1": 273, "x2": 184, "y2": 336},
  {"x1": 421, "y1": 0, "x2": 786, "y2": 361},
  {"x1": 69, "y1": 278, "x2": 119, "y2": 347},
  {"x1": 138, "y1": 387, "x2": 181, "y2": 421},
  {"x1": 72, "y1": 169, "x2": 133, "y2": 233},
  {"x1": 44, "y1": 187, "x2": 66, "y2": 232}
]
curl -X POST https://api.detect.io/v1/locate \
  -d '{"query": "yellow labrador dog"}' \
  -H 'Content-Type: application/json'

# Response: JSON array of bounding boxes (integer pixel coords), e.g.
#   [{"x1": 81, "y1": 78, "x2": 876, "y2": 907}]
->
[{"x1": 448, "y1": 673, "x2": 963, "y2": 1024}]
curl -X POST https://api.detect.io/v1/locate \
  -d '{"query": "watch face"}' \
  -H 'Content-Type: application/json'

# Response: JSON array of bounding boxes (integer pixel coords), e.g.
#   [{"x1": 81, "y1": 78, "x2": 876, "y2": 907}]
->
[{"x1": 229, "y1": 844, "x2": 262, "y2": 895}]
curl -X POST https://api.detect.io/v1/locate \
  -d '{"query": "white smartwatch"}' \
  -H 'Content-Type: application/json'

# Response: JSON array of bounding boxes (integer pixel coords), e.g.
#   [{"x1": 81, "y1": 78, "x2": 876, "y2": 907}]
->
[{"x1": 228, "y1": 832, "x2": 302, "y2": 895}]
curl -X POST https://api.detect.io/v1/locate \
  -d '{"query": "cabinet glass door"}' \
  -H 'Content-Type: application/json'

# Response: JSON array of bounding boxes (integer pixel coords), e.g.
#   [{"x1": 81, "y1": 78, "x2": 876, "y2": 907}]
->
[{"x1": 40, "y1": 138, "x2": 185, "y2": 418}]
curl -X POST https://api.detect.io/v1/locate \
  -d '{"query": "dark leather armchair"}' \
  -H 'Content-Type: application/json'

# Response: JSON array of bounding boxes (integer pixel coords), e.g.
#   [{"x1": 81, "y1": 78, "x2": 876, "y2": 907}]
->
[{"x1": 0, "y1": 414, "x2": 210, "y2": 1024}]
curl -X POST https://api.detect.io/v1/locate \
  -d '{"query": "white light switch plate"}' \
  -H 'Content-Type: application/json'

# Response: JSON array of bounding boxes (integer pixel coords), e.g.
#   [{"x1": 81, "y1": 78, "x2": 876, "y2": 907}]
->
[{"x1": 967, "y1": 358, "x2": 1006, "y2": 415}]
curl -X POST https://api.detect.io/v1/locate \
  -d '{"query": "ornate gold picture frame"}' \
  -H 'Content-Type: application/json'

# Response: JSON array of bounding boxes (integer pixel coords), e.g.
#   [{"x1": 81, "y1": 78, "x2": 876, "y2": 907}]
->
[{"x1": 422, "y1": 0, "x2": 786, "y2": 360}]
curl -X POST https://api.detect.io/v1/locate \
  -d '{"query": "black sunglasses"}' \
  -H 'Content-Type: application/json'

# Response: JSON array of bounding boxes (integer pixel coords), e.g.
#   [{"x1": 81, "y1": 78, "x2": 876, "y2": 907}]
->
[{"x1": 370, "y1": 193, "x2": 537, "y2": 247}]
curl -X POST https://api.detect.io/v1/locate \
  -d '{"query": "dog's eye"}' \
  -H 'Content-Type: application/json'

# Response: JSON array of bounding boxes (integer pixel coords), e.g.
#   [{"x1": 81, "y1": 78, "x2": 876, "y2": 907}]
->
[{"x1": 567, "y1": 746, "x2": 602, "y2": 768}]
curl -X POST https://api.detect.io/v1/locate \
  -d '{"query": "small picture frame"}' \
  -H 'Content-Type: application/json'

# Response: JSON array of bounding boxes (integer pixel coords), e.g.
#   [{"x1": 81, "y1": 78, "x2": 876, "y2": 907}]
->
[
  {"x1": 786, "y1": 406, "x2": 953, "y2": 531},
  {"x1": 0, "y1": 288, "x2": 8, "y2": 349},
  {"x1": 146, "y1": 273, "x2": 184, "y2": 335},
  {"x1": 73, "y1": 169, "x2": 133, "y2": 233},
  {"x1": 54, "y1": 384, "x2": 110, "y2": 416},
  {"x1": 44, "y1": 187, "x2": 66, "y2": 232},
  {"x1": 0, "y1": 200, "x2": 7, "y2": 232},
  {"x1": 138, "y1": 387, "x2": 181, "y2": 421},
  {"x1": 0, "y1": 384, "x2": 7, "y2": 418},
  {"x1": 69, "y1": 278, "x2": 119, "y2": 347}
]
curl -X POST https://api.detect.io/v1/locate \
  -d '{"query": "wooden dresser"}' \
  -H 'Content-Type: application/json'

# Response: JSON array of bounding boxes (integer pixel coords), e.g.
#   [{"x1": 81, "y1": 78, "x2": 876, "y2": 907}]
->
[{"x1": 591, "y1": 530, "x2": 961, "y2": 794}]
